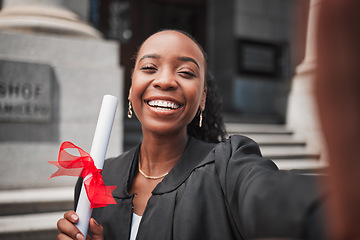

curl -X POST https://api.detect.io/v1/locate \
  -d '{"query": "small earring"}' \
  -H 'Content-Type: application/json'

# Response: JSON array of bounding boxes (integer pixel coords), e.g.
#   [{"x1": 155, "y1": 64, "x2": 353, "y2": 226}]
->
[
  {"x1": 199, "y1": 111, "x2": 203, "y2": 128},
  {"x1": 127, "y1": 101, "x2": 133, "y2": 119}
]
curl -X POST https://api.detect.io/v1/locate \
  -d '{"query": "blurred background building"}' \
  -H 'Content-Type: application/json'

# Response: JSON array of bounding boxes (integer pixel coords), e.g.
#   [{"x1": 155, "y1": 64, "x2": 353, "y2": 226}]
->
[{"x1": 0, "y1": 0, "x2": 325, "y2": 239}]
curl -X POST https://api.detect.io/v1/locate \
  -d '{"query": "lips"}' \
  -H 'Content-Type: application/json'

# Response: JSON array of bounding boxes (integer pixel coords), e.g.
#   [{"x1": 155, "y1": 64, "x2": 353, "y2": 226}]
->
[{"x1": 146, "y1": 99, "x2": 181, "y2": 110}]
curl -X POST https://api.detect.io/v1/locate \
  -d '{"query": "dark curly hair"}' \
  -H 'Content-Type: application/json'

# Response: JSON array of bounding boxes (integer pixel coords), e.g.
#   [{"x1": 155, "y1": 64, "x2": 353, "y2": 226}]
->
[
  {"x1": 187, "y1": 72, "x2": 227, "y2": 143},
  {"x1": 132, "y1": 29, "x2": 227, "y2": 143}
]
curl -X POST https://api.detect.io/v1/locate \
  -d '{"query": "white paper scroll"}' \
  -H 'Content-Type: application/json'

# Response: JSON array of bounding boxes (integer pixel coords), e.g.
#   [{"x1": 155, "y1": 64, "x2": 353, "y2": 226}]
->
[{"x1": 75, "y1": 95, "x2": 118, "y2": 237}]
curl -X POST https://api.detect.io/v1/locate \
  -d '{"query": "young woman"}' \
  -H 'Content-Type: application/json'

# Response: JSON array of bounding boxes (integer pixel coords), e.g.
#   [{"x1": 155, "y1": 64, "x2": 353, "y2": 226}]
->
[{"x1": 57, "y1": 30, "x2": 327, "y2": 240}]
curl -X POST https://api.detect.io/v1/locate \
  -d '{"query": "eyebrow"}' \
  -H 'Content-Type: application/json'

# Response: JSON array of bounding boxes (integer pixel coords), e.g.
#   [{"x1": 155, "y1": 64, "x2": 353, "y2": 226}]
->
[
  {"x1": 138, "y1": 54, "x2": 200, "y2": 70},
  {"x1": 177, "y1": 56, "x2": 200, "y2": 70},
  {"x1": 139, "y1": 54, "x2": 161, "y2": 62}
]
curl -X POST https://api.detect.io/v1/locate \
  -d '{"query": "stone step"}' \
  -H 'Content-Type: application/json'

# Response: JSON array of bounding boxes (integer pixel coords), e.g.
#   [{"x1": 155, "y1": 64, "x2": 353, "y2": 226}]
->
[
  {"x1": 0, "y1": 187, "x2": 73, "y2": 239},
  {"x1": 0, "y1": 187, "x2": 73, "y2": 216},
  {"x1": 260, "y1": 146, "x2": 319, "y2": 160},
  {"x1": 272, "y1": 159, "x2": 327, "y2": 171},
  {"x1": 0, "y1": 211, "x2": 62, "y2": 240},
  {"x1": 122, "y1": 121, "x2": 320, "y2": 162},
  {"x1": 232, "y1": 133, "x2": 305, "y2": 146},
  {"x1": 225, "y1": 124, "x2": 324, "y2": 170},
  {"x1": 225, "y1": 123, "x2": 292, "y2": 135}
]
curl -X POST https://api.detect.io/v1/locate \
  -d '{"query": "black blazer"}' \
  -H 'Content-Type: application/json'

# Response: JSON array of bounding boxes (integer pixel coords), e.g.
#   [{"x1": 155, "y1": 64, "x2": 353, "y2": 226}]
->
[{"x1": 75, "y1": 135, "x2": 327, "y2": 240}]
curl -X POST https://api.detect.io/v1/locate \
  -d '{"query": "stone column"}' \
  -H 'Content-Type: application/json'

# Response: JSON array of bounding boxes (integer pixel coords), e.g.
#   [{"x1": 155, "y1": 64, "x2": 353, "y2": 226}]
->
[
  {"x1": 0, "y1": 0, "x2": 101, "y2": 38},
  {"x1": 0, "y1": 0, "x2": 123, "y2": 190},
  {"x1": 286, "y1": 0, "x2": 324, "y2": 155}
]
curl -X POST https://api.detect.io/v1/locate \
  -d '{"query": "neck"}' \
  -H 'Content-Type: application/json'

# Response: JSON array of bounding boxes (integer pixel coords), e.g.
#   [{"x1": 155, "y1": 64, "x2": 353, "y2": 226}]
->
[{"x1": 139, "y1": 130, "x2": 188, "y2": 176}]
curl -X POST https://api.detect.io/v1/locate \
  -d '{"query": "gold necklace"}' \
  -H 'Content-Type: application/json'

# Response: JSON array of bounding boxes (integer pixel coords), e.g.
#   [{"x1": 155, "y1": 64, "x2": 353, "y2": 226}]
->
[{"x1": 138, "y1": 153, "x2": 169, "y2": 180}]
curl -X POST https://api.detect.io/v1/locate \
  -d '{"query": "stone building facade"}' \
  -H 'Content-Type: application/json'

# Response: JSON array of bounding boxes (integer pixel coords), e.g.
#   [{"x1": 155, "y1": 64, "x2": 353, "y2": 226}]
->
[{"x1": 0, "y1": 0, "x2": 320, "y2": 190}]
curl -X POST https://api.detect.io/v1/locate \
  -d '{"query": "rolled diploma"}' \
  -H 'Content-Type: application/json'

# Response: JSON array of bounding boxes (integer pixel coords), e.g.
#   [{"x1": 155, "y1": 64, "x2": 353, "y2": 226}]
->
[{"x1": 75, "y1": 95, "x2": 118, "y2": 237}]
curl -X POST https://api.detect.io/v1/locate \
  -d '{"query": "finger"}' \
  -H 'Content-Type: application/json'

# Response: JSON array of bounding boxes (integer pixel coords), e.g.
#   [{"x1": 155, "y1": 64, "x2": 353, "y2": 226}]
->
[
  {"x1": 64, "y1": 210, "x2": 79, "y2": 224},
  {"x1": 56, "y1": 232, "x2": 73, "y2": 240},
  {"x1": 88, "y1": 218, "x2": 104, "y2": 240},
  {"x1": 57, "y1": 218, "x2": 85, "y2": 240}
]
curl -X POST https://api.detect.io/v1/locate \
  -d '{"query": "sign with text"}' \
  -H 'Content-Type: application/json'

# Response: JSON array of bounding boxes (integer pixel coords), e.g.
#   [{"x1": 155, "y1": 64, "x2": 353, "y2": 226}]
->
[
  {"x1": 0, "y1": 60, "x2": 53, "y2": 123},
  {"x1": 237, "y1": 39, "x2": 283, "y2": 79}
]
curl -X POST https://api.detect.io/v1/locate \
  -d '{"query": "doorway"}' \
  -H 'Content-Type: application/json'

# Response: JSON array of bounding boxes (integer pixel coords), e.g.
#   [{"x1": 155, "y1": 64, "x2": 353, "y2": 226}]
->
[{"x1": 120, "y1": 0, "x2": 207, "y2": 102}]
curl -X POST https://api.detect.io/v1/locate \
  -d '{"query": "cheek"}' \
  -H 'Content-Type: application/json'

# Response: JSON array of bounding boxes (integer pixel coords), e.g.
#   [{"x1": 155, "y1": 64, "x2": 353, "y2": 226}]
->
[
  {"x1": 129, "y1": 74, "x2": 147, "y2": 101},
  {"x1": 185, "y1": 82, "x2": 204, "y2": 108},
  {"x1": 128, "y1": 79, "x2": 148, "y2": 118}
]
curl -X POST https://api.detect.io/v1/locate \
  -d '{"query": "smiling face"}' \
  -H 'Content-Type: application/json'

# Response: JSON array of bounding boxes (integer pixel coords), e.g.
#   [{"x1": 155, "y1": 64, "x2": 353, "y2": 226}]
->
[{"x1": 129, "y1": 30, "x2": 207, "y2": 137}]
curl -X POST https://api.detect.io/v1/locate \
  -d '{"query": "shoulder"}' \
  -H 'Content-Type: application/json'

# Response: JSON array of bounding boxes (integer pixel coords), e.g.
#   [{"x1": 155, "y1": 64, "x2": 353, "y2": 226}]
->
[
  {"x1": 102, "y1": 146, "x2": 138, "y2": 182},
  {"x1": 191, "y1": 135, "x2": 261, "y2": 168},
  {"x1": 215, "y1": 134, "x2": 263, "y2": 158},
  {"x1": 189, "y1": 136, "x2": 217, "y2": 153},
  {"x1": 104, "y1": 146, "x2": 138, "y2": 167},
  {"x1": 214, "y1": 135, "x2": 278, "y2": 180}
]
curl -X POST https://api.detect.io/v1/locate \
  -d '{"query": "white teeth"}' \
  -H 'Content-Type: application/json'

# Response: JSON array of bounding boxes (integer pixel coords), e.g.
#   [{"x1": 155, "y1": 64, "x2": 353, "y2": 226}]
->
[{"x1": 148, "y1": 100, "x2": 180, "y2": 109}]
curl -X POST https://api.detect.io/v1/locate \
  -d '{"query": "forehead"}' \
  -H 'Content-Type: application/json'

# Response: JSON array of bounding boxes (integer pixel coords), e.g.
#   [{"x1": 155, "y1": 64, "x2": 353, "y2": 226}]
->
[{"x1": 137, "y1": 31, "x2": 205, "y2": 66}]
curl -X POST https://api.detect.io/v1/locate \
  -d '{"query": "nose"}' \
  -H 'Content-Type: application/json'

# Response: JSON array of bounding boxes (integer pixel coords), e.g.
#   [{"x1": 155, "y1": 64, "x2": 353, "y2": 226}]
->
[{"x1": 152, "y1": 69, "x2": 178, "y2": 90}]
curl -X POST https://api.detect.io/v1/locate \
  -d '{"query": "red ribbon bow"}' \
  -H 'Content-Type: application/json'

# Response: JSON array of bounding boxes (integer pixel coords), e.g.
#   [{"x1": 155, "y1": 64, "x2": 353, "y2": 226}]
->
[{"x1": 48, "y1": 141, "x2": 117, "y2": 208}]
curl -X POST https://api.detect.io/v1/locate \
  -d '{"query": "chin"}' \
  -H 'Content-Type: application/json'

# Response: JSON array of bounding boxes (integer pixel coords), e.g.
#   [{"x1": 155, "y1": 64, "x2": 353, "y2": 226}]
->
[{"x1": 144, "y1": 123, "x2": 186, "y2": 137}]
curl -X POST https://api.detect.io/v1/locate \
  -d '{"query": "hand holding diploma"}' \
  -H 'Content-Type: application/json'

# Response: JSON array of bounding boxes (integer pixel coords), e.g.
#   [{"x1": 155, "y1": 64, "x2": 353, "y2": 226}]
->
[
  {"x1": 57, "y1": 210, "x2": 103, "y2": 240},
  {"x1": 50, "y1": 95, "x2": 118, "y2": 239}
]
